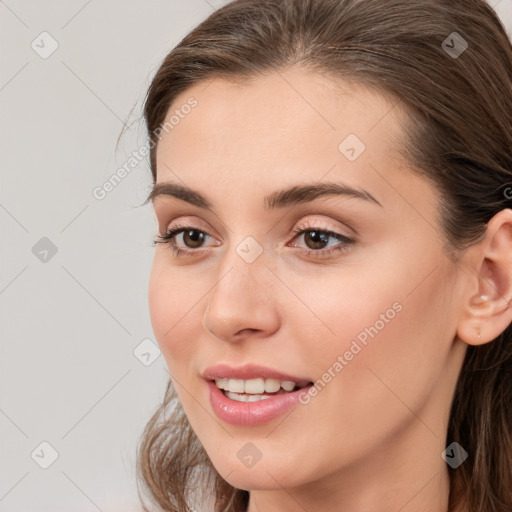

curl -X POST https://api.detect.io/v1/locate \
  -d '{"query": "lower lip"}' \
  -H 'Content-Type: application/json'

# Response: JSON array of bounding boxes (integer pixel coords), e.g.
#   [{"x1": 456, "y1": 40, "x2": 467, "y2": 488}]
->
[{"x1": 207, "y1": 380, "x2": 311, "y2": 426}]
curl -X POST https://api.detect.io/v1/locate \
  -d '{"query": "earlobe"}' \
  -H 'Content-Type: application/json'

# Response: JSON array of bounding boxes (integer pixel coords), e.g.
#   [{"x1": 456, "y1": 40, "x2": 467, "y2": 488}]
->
[
  {"x1": 458, "y1": 294, "x2": 493, "y2": 346},
  {"x1": 473, "y1": 295, "x2": 489, "y2": 340},
  {"x1": 458, "y1": 291, "x2": 512, "y2": 347},
  {"x1": 456, "y1": 209, "x2": 512, "y2": 347}
]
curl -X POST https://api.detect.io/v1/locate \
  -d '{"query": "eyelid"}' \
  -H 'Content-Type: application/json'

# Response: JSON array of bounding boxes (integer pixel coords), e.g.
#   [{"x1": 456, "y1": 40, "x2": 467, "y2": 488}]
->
[
  {"x1": 295, "y1": 216, "x2": 349, "y2": 232},
  {"x1": 161, "y1": 217, "x2": 217, "y2": 238},
  {"x1": 162, "y1": 216, "x2": 353, "y2": 242}
]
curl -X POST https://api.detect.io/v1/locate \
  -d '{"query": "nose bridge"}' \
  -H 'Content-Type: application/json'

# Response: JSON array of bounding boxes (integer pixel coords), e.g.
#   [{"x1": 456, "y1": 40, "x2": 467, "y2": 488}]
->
[
  {"x1": 202, "y1": 238, "x2": 279, "y2": 341},
  {"x1": 209, "y1": 240, "x2": 267, "y2": 311},
  {"x1": 214, "y1": 234, "x2": 269, "y2": 297}
]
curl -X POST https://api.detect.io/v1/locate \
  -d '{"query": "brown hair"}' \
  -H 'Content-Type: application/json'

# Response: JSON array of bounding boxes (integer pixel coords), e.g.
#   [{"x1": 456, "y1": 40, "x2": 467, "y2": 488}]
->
[{"x1": 136, "y1": 1, "x2": 512, "y2": 511}]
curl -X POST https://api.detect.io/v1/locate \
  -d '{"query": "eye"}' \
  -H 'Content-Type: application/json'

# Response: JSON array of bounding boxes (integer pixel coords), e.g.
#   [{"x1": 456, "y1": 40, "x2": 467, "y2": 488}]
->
[
  {"x1": 153, "y1": 224, "x2": 217, "y2": 257},
  {"x1": 289, "y1": 223, "x2": 355, "y2": 258}
]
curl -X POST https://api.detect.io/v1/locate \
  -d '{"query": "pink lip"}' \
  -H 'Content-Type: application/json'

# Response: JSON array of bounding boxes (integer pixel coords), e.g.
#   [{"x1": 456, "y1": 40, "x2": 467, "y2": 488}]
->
[
  {"x1": 206, "y1": 380, "x2": 312, "y2": 426},
  {"x1": 202, "y1": 363, "x2": 311, "y2": 384},
  {"x1": 202, "y1": 363, "x2": 313, "y2": 426}
]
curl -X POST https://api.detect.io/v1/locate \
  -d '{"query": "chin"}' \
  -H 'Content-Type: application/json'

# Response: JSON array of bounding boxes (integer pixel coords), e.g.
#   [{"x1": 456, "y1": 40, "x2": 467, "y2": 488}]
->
[
  {"x1": 222, "y1": 469, "x2": 294, "y2": 492},
  {"x1": 208, "y1": 453, "x2": 308, "y2": 491}
]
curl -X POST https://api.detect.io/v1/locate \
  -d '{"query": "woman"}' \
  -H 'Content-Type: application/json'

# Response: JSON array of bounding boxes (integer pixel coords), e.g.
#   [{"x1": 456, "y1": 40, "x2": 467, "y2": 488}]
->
[{"x1": 136, "y1": 0, "x2": 512, "y2": 511}]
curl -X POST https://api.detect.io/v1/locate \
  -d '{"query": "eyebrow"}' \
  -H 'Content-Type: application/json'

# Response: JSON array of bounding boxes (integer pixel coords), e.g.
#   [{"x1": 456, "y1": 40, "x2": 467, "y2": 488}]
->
[{"x1": 145, "y1": 180, "x2": 383, "y2": 210}]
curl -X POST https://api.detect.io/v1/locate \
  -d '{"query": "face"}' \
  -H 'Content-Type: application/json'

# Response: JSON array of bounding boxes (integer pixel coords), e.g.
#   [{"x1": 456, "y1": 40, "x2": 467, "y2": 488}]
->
[{"x1": 148, "y1": 68, "x2": 468, "y2": 492}]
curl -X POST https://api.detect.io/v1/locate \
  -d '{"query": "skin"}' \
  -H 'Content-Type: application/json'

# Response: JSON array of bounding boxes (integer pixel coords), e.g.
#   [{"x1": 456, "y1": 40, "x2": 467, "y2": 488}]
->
[{"x1": 147, "y1": 67, "x2": 512, "y2": 512}]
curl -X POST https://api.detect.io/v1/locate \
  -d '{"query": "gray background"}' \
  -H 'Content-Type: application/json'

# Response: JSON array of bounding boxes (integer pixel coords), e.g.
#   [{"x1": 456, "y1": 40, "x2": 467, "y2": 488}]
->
[{"x1": 1, "y1": 1, "x2": 511, "y2": 511}]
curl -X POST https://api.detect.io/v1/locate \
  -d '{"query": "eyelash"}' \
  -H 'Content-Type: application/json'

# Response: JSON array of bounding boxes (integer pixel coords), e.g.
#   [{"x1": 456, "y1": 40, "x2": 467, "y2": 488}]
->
[{"x1": 153, "y1": 221, "x2": 355, "y2": 259}]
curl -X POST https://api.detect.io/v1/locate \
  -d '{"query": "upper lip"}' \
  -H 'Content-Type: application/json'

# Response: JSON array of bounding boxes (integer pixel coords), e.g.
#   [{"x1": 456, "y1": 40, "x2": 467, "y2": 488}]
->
[{"x1": 202, "y1": 363, "x2": 312, "y2": 384}]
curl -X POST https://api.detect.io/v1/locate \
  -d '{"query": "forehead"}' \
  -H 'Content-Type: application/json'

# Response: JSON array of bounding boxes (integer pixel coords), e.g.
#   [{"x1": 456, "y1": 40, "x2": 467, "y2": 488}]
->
[
  {"x1": 153, "y1": 68, "x2": 439, "y2": 221},
  {"x1": 158, "y1": 68, "x2": 407, "y2": 169},
  {"x1": 157, "y1": 68, "x2": 405, "y2": 165}
]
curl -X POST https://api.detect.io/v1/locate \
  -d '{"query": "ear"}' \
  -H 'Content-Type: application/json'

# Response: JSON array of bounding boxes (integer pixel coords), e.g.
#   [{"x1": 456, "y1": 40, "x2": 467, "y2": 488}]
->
[{"x1": 457, "y1": 208, "x2": 512, "y2": 346}]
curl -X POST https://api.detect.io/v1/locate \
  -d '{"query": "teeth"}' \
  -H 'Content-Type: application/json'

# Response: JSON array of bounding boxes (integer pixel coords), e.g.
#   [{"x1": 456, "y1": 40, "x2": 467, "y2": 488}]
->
[
  {"x1": 244, "y1": 378, "x2": 265, "y2": 394},
  {"x1": 215, "y1": 377, "x2": 300, "y2": 394},
  {"x1": 264, "y1": 378, "x2": 280, "y2": 393},
  {"x1": 281, "y1": 380, "x2": 296, "y2": 392},
  {"x1": 225, "y1": 391, "x2": 273, "y2": 402}
]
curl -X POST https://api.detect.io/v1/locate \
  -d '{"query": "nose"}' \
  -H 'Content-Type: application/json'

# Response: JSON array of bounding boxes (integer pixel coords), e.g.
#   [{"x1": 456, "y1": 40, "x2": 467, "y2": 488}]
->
[{"x1": 202, "y1": 252, "x2": 280, "y2": 343}]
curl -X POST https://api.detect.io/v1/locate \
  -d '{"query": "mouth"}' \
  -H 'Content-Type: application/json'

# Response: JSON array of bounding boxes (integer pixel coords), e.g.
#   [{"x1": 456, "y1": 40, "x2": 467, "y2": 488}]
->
[
  {"x1": 212, "y1": 377, "x2": 313, "y2": 402},
  {"x1": 206, "y1": 377, "x2": 314, "y2": 426},
  {"x1": 202, "y1": 363, "x2": 314, "y2": 424}
]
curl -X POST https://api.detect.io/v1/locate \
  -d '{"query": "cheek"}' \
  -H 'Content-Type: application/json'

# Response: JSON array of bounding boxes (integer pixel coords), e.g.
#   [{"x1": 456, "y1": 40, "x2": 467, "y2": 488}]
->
[
  {"x1": 148, "y1": 257, "x2": 201, "y2": 369},
  {"x1": 288, "y1": 251, "x2": 453, "y2": 416},
  {"x1": 286, "y1": 266, "x2": 407, "y2": 379}
]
